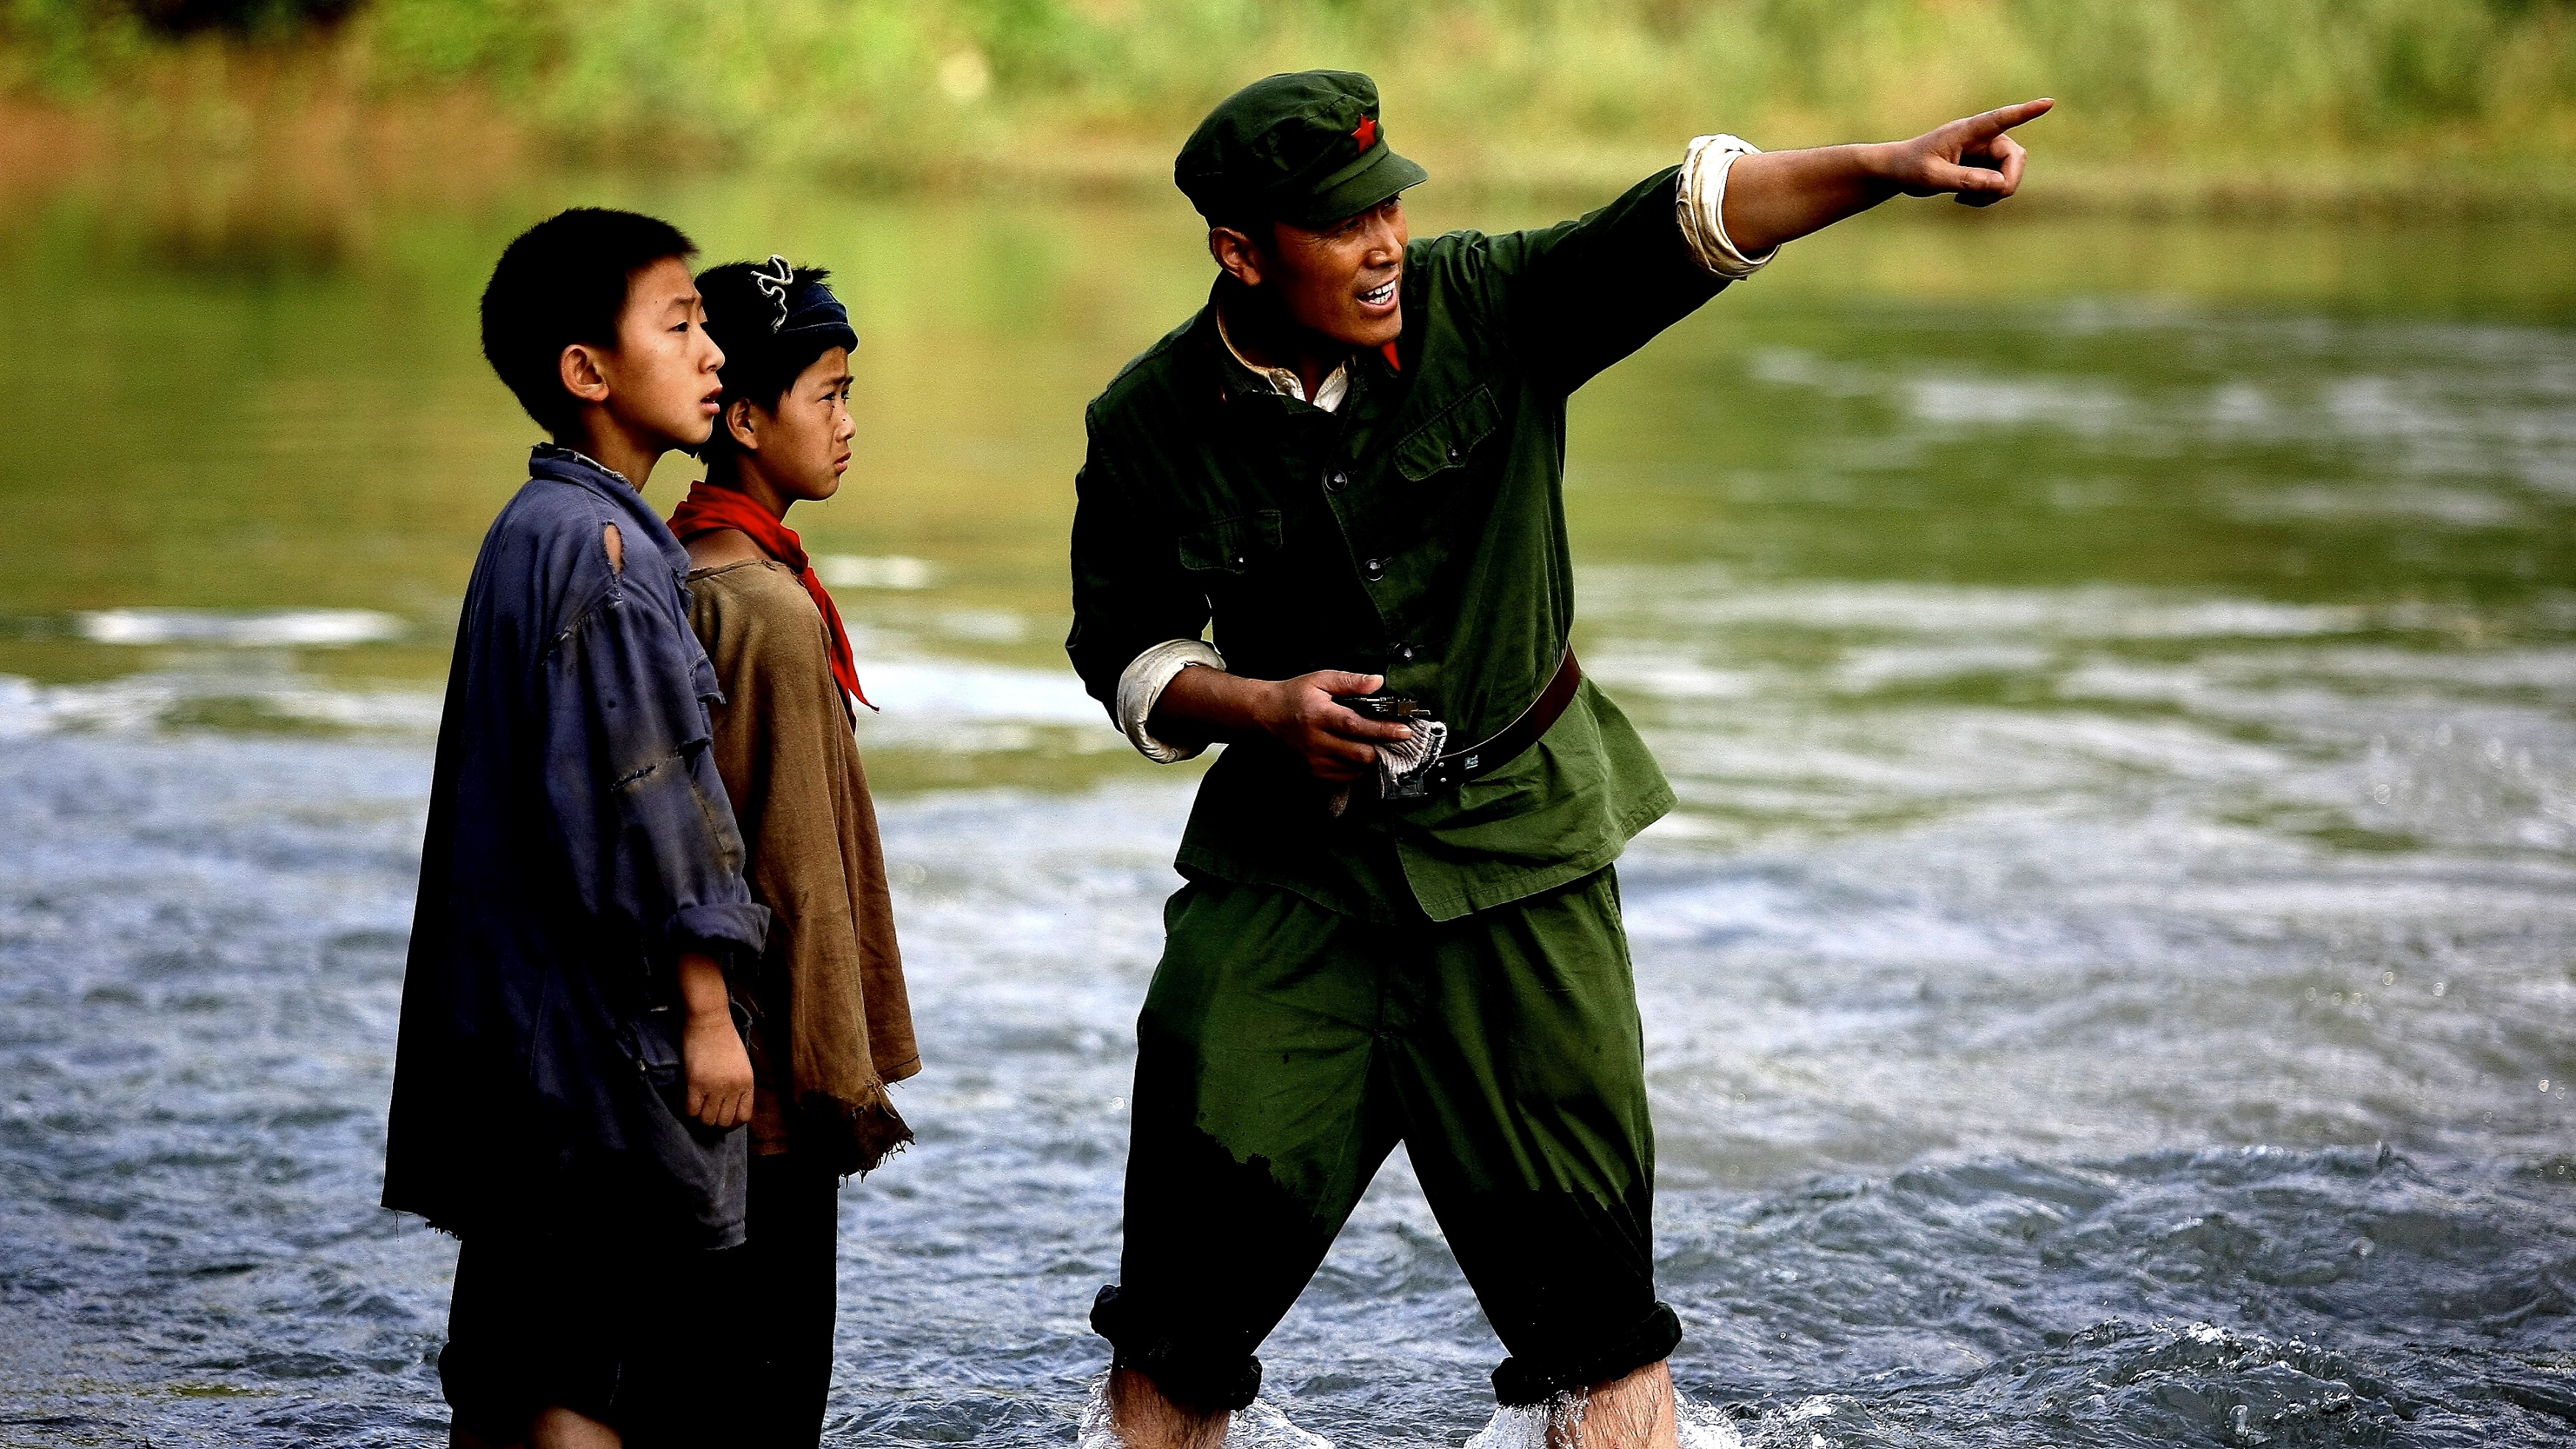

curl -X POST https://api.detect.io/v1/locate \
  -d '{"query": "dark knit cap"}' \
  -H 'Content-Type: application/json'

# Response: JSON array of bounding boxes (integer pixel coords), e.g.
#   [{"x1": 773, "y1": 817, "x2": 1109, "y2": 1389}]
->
[
  {"x1": 703, "y1": 255, "x2": 855, "y2": 364},
  {"x1": 1175, "y1": 70, "x2": 1429, "y2": 229},
  {"x1": 696, "y1": 255, "x2": 855, "y2": 424}
]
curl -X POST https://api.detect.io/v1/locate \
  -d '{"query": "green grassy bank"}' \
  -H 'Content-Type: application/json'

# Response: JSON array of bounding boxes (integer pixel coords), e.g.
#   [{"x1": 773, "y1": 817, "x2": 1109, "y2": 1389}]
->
[{"x1": 7, "y1": 0, "x2": 2575, "y2": 209}]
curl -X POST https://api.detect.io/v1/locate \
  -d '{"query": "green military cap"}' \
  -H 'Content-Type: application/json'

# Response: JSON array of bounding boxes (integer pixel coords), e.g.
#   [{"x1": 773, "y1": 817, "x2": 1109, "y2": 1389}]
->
[{"x1": 1175, "y1": 70, "x2": 1429, "y2": 230}]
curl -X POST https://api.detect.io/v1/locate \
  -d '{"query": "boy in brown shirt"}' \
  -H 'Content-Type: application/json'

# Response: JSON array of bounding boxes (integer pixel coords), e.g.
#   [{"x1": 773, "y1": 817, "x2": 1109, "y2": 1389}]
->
[{"x1": 668, "y1": 257, "x2": 920, "y2": 1445}]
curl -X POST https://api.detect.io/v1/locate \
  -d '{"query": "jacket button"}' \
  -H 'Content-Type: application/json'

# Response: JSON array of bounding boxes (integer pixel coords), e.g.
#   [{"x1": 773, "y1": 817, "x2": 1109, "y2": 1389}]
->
[
  {"x1": 1326, "y1": 470, "x2": 1349, "y2": 493},
  {"x1": 1446, "y1": 444, "x2": 1463, "y2": 464},
  {"x1": 1396, "y1": 643, "x2": 1416, "y2": 661},
  {"x1": 1362, "y1": 558, "x2": 1386, "y2": 581}
]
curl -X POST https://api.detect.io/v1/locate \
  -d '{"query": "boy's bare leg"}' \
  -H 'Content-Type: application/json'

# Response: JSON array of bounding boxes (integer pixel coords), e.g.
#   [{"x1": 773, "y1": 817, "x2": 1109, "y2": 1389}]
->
[
  {"x1": 1551, "y1": 1360, "x2": 1682, "y2": 1449},
  {"x1": 528, "y1": 1407, "x2": 620, "y2": 1449},
  {"x1": 1105, "y1": 1365, "x2": 1230, "y2": 1449},
  {"x1": 449, "y1": 1406, "x2": 620, "y2": 1449}
]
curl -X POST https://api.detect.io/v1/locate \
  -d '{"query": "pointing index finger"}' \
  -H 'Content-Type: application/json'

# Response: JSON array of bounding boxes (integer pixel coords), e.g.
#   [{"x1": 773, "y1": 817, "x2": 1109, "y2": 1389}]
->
[{"x1": 1959, "y1": 98, "x2": 2055, "y2": 144}]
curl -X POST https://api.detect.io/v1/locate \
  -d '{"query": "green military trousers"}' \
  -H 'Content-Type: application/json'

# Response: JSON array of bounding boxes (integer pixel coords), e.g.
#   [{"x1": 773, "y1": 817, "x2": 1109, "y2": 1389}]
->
[{"x1": 1090, "y1": 866, "x2": 1682, "y2": 1409}]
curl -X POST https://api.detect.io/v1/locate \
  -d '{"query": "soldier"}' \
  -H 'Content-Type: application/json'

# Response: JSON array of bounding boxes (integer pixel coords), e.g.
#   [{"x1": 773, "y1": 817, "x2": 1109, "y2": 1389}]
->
[{"x1": 1066, "y1": 70, "x2": 2050, "y2": 1448}]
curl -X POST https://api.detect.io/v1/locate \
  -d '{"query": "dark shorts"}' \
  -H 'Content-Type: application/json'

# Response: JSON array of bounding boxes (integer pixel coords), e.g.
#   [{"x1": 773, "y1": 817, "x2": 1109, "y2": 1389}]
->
[
  {"x1": 1093, "y1": 868, "x2": 1681, "y2": 1409},
  {"x1": 440, "y1": 1229, "x2": 736, "y2": 1445},
  {"x1": 442, "y1": 1231, "x2": 646, "y2": 1437},
  {"x1": 440, "y1": 1156, "x2": 845, "y2": 1447}
]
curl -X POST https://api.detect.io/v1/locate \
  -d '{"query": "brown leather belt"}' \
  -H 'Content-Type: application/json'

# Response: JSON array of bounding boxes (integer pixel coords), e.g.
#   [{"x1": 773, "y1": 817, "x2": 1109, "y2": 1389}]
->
[{"x1": 1425, "y1": 646, "x2": 1581, "y2": 790}]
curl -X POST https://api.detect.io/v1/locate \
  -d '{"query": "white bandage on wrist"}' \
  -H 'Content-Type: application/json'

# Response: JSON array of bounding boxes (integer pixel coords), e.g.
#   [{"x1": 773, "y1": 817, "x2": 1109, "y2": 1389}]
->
[
  {"x1": 1677, "y1": 134, "x2": 1780, "y2": 281},
  {"x1": 1115, "y1": 638, "x2": 1227, "y2": 763}
]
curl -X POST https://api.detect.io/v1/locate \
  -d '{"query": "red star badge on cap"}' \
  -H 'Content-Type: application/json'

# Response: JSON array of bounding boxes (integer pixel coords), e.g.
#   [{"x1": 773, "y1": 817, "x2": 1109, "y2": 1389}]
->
[{"x1": 1351, "y1": 116, "x2": 1379, "y2": 151}]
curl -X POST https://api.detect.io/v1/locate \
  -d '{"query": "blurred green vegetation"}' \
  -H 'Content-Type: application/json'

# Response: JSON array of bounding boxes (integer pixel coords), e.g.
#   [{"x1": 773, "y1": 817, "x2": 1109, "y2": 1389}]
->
[{"x1": 4, "y1": 0, "x2": 2574, "y2": 202}]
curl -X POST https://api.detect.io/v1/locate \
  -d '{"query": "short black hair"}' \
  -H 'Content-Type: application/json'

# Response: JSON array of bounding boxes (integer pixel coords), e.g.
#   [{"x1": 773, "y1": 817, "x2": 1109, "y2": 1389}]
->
[
  {"x1": 479, "y1": 208, "x2": 696, "y2": 437},
  {"x1": 696, "y1": 261, "x2": 846, "y2": 464}
]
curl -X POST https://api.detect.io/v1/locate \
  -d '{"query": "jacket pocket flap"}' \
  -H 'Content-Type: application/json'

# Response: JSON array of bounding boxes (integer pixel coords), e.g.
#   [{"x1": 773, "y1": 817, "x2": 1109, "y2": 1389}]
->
[
  {"x1": 1395, "y1": 386, "x2": 1501, "y2": 481},
  {"x1": 1178, "y1": 509, "x2": 1285, "y2": 573}
]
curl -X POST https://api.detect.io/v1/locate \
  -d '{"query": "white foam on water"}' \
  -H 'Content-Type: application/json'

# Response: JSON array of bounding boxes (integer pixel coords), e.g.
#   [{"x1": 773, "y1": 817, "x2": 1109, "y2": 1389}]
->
[
  {"x1": 1674, "y1": 1404, "x2": 1747, "y2": 1449},
  {"x1": 1828, "y1": 642, "x2": 2052, "y2": 692},
  {"x1": 1073, "y1": 1373, "x2": 1334, "y2": 1449},
  {"x1": 1462, "y1": 1401, "x2": 1557, "y2": 1449},
  {"x1": 1576, "y1": 572, "x2": 2372, "y2": 644},
  {"x1": 817, "y1": 553, "x2": 938, "y2": 589},
  {"x1": 0, "y1": 670, "x2": 445, "y2": 738},
  {"x1": 1905, "y1": 375, "x2": 2131, "y2": 436},
  {"x1": 1462, "y1": 1392, "x2": 1747, "y2": 1448},
  {"x1": 1744, "y1": 315, "x2": 2576, "y2": 495},
  {"x1": 1222, "y1": 1400, "x2": 1336, "y2": 1448},
  {"x1": 0, "y1": 651, "x2": 1106, "y2": 745},
  {"x1": 854, "y1": 657, "x2": 1106, "y2": 726},
  {"x1": 935, "y1": 607, "x2": 1032, "y2": 642},
  {"x1": 74, "y1": 607, "x2": 406, "y2": 647},
  {"x1": 2227, "y1": 481, "x2": 2524, "y2": 528},
  {"x1": 1582, "y1": 651, "x2": 1761, "y2": 702}
]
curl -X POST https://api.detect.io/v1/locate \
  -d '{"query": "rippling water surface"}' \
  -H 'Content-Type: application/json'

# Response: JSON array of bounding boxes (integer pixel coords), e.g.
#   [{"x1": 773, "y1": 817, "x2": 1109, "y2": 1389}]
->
[{"x1": 1, "y1": 188, "x2": 2572, "y2": 1445}]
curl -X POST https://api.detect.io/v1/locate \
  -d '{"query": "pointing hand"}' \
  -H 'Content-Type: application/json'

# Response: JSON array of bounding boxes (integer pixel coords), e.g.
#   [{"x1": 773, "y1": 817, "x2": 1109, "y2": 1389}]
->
[{"x1": 1882, "y1": 99, "x2": 2054, "y2": 207}]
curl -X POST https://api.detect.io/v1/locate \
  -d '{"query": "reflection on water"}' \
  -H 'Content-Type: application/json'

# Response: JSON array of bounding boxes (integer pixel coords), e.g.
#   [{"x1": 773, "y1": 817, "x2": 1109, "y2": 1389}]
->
[{"x1": 0, "y1": 185, "x2": 2572, "y2": 1444}]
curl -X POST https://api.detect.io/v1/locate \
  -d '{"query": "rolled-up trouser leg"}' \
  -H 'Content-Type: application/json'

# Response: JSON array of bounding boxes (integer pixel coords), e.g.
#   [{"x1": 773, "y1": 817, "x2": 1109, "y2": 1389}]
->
[
  {"x1": 1095, "y1": 868, "x2": 1677, "y2": 1410},
  {"x1": 1390, "y1": 868, "x2": 1680, "y2": 1405},
  {"x1": 1095, "y1": 879, "x2": 1400, "y2": 1411}
]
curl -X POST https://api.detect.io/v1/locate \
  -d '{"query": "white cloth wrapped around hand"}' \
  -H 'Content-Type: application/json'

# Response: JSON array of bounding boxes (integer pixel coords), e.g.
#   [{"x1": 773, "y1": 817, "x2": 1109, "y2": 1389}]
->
[{"x1": 1326, "y1": 717, "x2": 1448, "y2": 819}]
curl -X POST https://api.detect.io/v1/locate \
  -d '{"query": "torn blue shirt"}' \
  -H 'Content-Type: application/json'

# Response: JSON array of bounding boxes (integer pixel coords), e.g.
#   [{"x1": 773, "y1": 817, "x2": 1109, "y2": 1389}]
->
[{"x1": 385, "y1": 444, "x2": 771, "y2": 1249}]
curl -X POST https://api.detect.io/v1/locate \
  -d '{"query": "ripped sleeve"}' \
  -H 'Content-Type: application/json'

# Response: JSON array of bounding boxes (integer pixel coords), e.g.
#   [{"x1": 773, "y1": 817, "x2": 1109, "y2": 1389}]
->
[{"x1": 542, "y1": 582, "x2": 771, "y2": 966}]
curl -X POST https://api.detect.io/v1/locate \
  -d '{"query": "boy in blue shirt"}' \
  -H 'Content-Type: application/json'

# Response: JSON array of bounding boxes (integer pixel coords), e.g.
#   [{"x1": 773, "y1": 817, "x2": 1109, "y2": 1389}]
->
[{"x1": 384, "y1": 208, "x2": 770, "y2": 1449}]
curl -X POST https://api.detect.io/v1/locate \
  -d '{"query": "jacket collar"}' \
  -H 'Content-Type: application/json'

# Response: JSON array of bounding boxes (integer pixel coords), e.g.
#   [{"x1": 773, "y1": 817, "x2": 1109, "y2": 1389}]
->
[
  {"x1": 1197, "y1": 285, "x2": 1288, "y2": 411},
  {"x1": 528, "y1": 444, "x2": 693, "y2": 575},
  {"x1": 530, "y1": 442, "x2": 632, "y2": 488},
  {"x1": 1214, "y1": 288, "x2": 1354, "y2": 411},
  {"x1": 1196, "y1": 277, "x2": 1408, "y2": 416}
]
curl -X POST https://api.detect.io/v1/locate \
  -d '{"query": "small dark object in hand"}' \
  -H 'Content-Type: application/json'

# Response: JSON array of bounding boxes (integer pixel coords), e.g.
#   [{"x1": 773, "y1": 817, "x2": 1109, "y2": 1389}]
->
[{"x1": 1334, "y1": 692, "x2": 1437, "y2": 723}]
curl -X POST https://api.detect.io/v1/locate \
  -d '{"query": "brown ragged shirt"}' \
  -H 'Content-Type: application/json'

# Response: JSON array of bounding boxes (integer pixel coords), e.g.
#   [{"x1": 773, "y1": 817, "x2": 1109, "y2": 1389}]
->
[{"x1": 687, "y1": 558, "x2": 919, "y2": 1175}]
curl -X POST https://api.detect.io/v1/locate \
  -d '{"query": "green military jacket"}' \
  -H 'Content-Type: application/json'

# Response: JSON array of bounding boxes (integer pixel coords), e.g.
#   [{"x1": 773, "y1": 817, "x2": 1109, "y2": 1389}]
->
[{"x1": 1067, "y1": 166, "x2": 1728, "y2": 923}]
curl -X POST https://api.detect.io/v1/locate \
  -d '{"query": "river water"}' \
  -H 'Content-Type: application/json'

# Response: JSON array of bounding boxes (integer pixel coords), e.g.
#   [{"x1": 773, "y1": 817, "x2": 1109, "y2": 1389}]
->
[{"x1": 1, "y1": 181, "x2": 2572, "y2": 1446}]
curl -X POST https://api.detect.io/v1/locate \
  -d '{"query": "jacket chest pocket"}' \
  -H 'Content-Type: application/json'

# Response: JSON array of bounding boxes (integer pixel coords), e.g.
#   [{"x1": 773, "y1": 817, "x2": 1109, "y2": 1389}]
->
[
  {"x1": 1394, "y1": 385, "x2": 1501, "y2": 483},
  {"x1": 1178, "y1": 509, "x2": 1285, "y2": 575}
]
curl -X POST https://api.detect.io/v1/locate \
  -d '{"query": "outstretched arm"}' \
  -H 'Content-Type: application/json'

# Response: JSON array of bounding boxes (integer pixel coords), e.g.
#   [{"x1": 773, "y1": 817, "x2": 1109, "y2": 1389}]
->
[{"x1": 1722, "y1": 99, "x2": 2055, "y2": 255}]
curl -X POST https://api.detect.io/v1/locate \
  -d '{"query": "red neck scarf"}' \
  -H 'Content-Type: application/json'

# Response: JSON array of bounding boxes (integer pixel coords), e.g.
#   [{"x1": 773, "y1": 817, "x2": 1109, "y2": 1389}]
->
[{"x1": 669, "y1": 481, "x2": 875, "y2": 712}]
